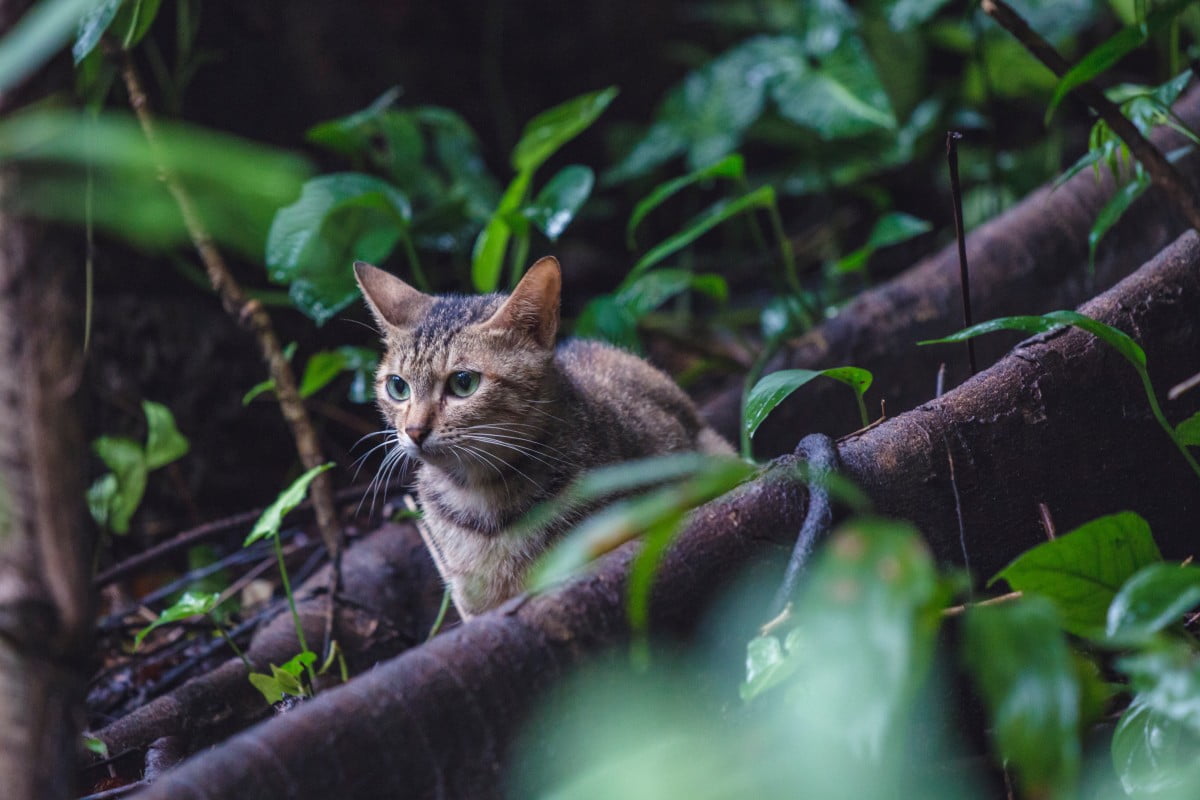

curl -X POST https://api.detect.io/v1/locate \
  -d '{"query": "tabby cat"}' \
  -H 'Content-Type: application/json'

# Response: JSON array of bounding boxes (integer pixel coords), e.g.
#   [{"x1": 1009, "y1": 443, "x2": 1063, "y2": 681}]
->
[{"x1": 355, "y1": 256, "x2": 733, "y2": 617}]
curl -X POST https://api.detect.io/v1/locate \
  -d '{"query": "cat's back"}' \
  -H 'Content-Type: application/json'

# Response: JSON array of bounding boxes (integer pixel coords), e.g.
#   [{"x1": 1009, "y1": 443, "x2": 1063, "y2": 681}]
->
[{"x1": 555, "y1": 338, "x2": 732, "y2": 459}]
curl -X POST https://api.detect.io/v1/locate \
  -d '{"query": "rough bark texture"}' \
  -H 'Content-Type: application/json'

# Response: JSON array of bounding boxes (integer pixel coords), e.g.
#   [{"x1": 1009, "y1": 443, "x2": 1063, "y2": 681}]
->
[
  {"x1": 92, "y1": 521, "x2": 446, "y2": 758},
  {"x1": 702, "y1": 86, "x2": 1200, "y2": 455},
  {"x1": 0, "y1": 3, "x2": 91, "y2": 798},
  {"x1": 128, "y1": 232, "x2": 1200, "y2": 800}
]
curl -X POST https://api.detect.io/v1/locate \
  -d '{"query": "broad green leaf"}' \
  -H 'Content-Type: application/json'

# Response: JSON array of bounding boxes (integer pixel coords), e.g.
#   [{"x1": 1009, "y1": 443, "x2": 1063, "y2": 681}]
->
[
  {"x1": 1176, "y1": 411, "x2": 1200, "y2": 446},
  {"x1": 991, "y1": 511, "x2": 1161, "y2": 638},
  {"x1": 744, "y1": 367, "x2": 873, "y2": 439},
  {"x1": 511, "y1": 86, "x2": 618, "y2": 173},
  {"x1": 1112, "y1": 699, "x2": 1200, "y2": 798},
  {"x1": 72, "y1": 0, "x2": 121, "y2": 64},
  {"x1": 963, "y1": 597, "x2": 1081, "y2": 798},
  {"x1": 1089, "y1": 172, "x2": 1150, "y2": 273},
  {"x1": 528, "y1": 456, "x2": 756, "y2": 591},
  {"x1": 471, "y1": 170, "x2": 532, "y2": 292},
  {"x1": 278, "y1": 649, "x2": 317, "y2": 676},
  {"x1": 266, "y1": 173, "x2": 412, "y2": 325},
  {"x1": 244, "y1": 463, "x2": 335, "y2": 546},
  {"x1": 627, "y1": 186, "x2": 776, "y2": 281},
  {"x1": 1, "y1": 109, "x2": 311, "y2": 260},
  {"x1": 777, "y1": 519, "x2": 946, "y2": 758},
  {"x1": 615, "y1": 269, "x2": 727, "y2": 317},
  {"x1": 771, "y1": 34, "x2": 896, "y2": 139},
  {"x1": 90, "y1": 437, "x2": 148, "y2": 534},
  {"x1": 141, "y1": 400, "x2": 188, "y2": 470},
  {"x1": 299, "y1": 350, "x2": 346, "y2": 398},
  {"x1": 626, "y1": 154, "x2": 745, "y2": 248},
  {"x1": 1107, "y1": 564, "x2": 1200, "y2": 643},
  {"x1": 1046, "y1": 0, "x2": 1194, "y2": 120},
  {"x1": 1120, "y1": 644, "x2": 1200, "y2": 735},
  {"x1": 740, "y1": 631, "x2": 802, "y2": 702},
  {"x1": 883, "y1": 0, "x2": 953, "y2": 31},
  {"x1": 248, "y1": 651, "x2": 316, "y2": 704},
  {"x1": 0, "y1": 0, "x2": 107, "y2": 88},
  {"x1": 134, "y1": 589, "x2": 221, "y2": 649},
  {"x1": 833, "y1": 212, "x2": 932, "y2": 274},
  {"x1": 305, "y1": 86, "x2": 404, "y2": 157},
  {"x1": 573, "y1": 295, "x2": 641, "y2": 352},
  {"x1": 523, "y1": 165, "x2": 594, "y2": 241}
]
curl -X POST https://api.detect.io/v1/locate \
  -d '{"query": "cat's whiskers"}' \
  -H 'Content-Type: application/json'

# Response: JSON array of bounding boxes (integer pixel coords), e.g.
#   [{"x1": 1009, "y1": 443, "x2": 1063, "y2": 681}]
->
[
  {"x1": 359, "y1": 439, "x2": 410, "y2": 517},
  {"x1": 459, "y1": 440, "x2": 546, "y2": 494},
  {"x1": 452, "y1": 442, "x2": 510, "y2": 495},
  {"x1": 461, "y1": 433, "x2": 568, "y2": 471},
  {"x1": 351, "y1": 435, "x2": 400, "y2": 478}
]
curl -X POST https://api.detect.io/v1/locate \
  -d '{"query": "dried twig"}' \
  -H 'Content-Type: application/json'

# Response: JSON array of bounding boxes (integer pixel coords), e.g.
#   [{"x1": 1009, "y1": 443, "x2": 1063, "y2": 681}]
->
[
  {"x1": 982, "y1": 0, "x2": 1200, "y2": 233},
  {"x1": 946, "y1": 131, "x2": 977, "y2": 376},
  {"x1": 116, "y1": 51, "x2": 342, "y2": 561}
]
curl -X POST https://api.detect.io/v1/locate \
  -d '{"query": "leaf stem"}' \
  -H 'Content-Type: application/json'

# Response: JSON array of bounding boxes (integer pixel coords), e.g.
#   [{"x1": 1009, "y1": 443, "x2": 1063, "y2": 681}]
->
[
  {"x1": 946, "y1": 131, "x2": 977, "y2": 377},
  {"x1": 273, "y1": 532, "x2": 317, "y2": 688}
]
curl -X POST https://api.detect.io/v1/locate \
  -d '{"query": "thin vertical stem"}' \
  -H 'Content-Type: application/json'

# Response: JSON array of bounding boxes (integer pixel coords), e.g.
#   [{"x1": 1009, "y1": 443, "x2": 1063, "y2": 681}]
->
[{"x1": 946, "y1": 131, "x2": 978, "y2": 377}]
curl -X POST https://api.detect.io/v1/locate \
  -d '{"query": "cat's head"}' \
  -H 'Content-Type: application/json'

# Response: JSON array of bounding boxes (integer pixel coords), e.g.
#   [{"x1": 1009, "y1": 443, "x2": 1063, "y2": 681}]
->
[{"x1": 354, "y1": 257, "x2": 561, "y2": 474}]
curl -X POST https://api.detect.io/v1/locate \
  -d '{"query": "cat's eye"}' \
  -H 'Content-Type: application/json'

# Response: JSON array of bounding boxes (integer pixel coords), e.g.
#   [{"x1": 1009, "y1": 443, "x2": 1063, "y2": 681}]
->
[
  {"x1": 385, "y1": 375, "x2": 411, "y2": 401},
  {"x1": 447, "y1": 370, "x2": 481, "y2": 398}
]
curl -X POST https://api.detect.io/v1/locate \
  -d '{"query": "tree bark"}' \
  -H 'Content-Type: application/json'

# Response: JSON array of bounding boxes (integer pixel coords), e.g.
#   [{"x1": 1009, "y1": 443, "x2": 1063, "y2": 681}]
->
[
  {"x1": 702, "y1": 85, "x2": 1200, "y2": 455},
  {"x1": 126, "y1": 231, "x2": 1200, "y2": 800},
  {"x1": 0, "y1": 3, "x2": 92, "y2": 798}
]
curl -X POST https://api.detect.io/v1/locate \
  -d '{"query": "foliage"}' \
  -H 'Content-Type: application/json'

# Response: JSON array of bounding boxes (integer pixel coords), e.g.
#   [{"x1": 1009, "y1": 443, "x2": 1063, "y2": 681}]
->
[
  {"x1": 133, "y1": 588, "x2": 220, "y2": 649},
  {"x1": 88, "y1": 400, "x2": 189, "y2": 535},
  {"x1": 248, "y1": 651, "x2": 317, "y2": 705}
]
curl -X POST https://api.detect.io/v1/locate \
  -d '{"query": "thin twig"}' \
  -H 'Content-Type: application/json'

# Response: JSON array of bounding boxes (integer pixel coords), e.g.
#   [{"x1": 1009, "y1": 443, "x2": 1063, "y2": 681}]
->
[
  {"x1": 1169, "y1": 370, "x2": 1200, "y2": 400},
  {"x1": 942, "y1": 591, "x2": 1022, "y2": 617},
  {"x1": 946, "y1": 131, "x2": 977, "y2": 376},
  {"x1": 983, "y1": 0, "x2": 1200, "y2": 233},
  {"x1": 1038, "y1": 501, "x2": 1057, "y2": 539},
  {"x1": 116, "y1": 50, "x2": 342, "y2": 560}
]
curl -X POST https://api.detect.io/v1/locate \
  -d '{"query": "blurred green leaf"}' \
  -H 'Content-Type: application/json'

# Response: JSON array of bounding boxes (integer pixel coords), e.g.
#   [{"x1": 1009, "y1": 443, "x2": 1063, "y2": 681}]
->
[
  {"x1": 1175, "y1": 411, "x2": 1200, "y2": 446},
  {"x1": 744, "y1": 366, "x2": 873, "y2": 439},
  {"x1": 833, "y1": 211, "x2": 931, "y2": 274},
  {"x1": 134, "y1": 589, "x2": 221, "y2": 649},
  {"x1": 83, "y1": 736, "x2": 109, "y2": 758},
  {"x1": 242, "y1": 379, "x2": 275, "y2": 406},
  {"x1": 1089, "y1": 171, "x2": 1149, "y2": 272},
  {"x1": 1107, "y1": 564, "x2": 1200, "y2": 643},
  {"x1": 626, "y1": 154, "x2": 745, "y2": 249},
  {"x1": 511, "y1": 86, "x2": 618, "y2": 173},
  {"x1": 991, "y1": 511, "x2": 1161, "y2": 638},
  {"x1": 1120, "y1": 643, "x2": 1200, "y2": 735},
  {"x1": 111, "y1": 0, "x2": 161, "y2": 49},
  {"x1": 1046, "y1": 0, "x2": 1194, "y2": 121},
  {"x1": 573, "y1": 296, "x2": 642, "y2": 352},
  {"x1": 963, "y1": 597, "x2": 1081, "y2": 798},
  {"x1": 771, "y1": 34, "x2": 896, "y2": 139},
  {"x1": 883, "y1": 0, "x2": 953, "y2": 31},
  {"x1": 0, "y1": 109, "x2": 311, "y2": 261},
  {"x1": 299, "y1": 350, "x2": 345, "y2": 398},
  {"x1": 740, "y1": 629, "x2": 803, "y2": 702},
  {"x1": 72, "y1": 0, "x2": 121, "y2": 63},
  {"x1": 266, "y1": 173, "x2": 411, "y2": 325},
  {"x1": 471, "y1": 171, "x2": 531, "y2": 292},
  {"x1": 524, "y1": 165, "x2": 594, "y2": 241},
  {"x1": 1112, "y1": 698, "x2": 1200, "y2": 798},
  {"x1": 617, "y1": 269, "x2": 727, "y2": 315},
  {"x1": 141, "y1": 400, "x2": 188, "y2": 470},
  {"x1": 628, "y1": 186, "x2": 776, "y2": 281},
  {"x1": 244, "y1": 463, "x2": 334, "y2": 547},
  {"x1": 0, "y1": 0, "x2": 102, "y2": 90},
  {"x1": 89, "y1": 437, "x2": 147, "y2": 535}
]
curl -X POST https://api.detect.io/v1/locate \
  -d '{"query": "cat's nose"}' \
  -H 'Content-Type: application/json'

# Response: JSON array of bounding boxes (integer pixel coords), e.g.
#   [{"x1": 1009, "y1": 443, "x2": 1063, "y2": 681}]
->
[{"x1": 405, "y1": 425, "x2": 431, "y2": 446}]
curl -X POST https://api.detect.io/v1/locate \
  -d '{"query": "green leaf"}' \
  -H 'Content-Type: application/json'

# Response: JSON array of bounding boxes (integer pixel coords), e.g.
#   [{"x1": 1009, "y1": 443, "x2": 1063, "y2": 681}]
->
[
  {"x1": 72, "y1": 0, "x2": 121, "y2": 64},
  {"x1": 773, "y1": 519, "x2": 946, "y2": 757},
  {"x1": 1120, "y1": 644, "x2": 1200, "y2": 735},
  {"x1": 89, "y1": 437, "x2": 148, "y2": 534},
  {"x1": 1112, "y1": 698, "x2": 1200, "y2": 798},
  {"x1": 511, "y1": 86, "x2": 618, "y2": 173},
  {"x1": 771, "y1": 34, "x2": 896, "y2": 139},
  {"x1": 744, "y1": 367, "x2": 873, "y2": 440},
  {"x1": 471, "y1": 169, "x2": 532, "y2": 292},
  {"x1": 523, "y1": 164, "x2": 594, "y2": 241},
  {"x1": 266, "y1": 173, "x2": 412, "y2": 325},
  {"x1": 277, "y1": 649, "x2": 317, "y2": 676},
  {"x1": 247, "y1": 653, "x2": 316, "y2": 705},
  {"x1": 572, "y1": 296, "x2": 642, "y2": 352},
  {"x1": 299, "y1": 350, "x2": 346, "y2": 398},
  {"x1": 1107, "y1": 564, "x2": 1200, "y2": 643},
  {"x1": 134, "y1": 589, "x2": 221, "y2": 649},
  {"x1": 615, "y1": 269, "x2": 728, "y2": 317},
  {"x1": 528, "y1": 455, "x2": 756, "y2": 592},
  {"x1": 991, "y1": 511, "x2": 1161, "y2": 638},
  {"x1": 963, "y1": 597, "x2": 1081, "y2": 798},
  {"x1": 1089, "y1": 171, "x2": 1150, "y2": 273},
  {"x1": 111, "y1": 0, "x2": 160, "y2": 49},
  {"x1": 883, "y1": 0, "x2": 953, "y2": 31},
  {"x1": 740, "y1": 632, "x2": 802, "y2": 702},
  {"x1": 1046, "y1": 0, "x2": 1195, "y2": 121},
  {"x1": 141, "y1": 400, "x2": 188, "y2": 470},
  {"x1": 627, "y1": 186, "x2": 776, "y2": 281},
  {"x1": 1176, "y1": 411, "x2": 1200, "y2": 446},
  {"x1": 83, "y1": 735, "x2": 109, "y2": 758},
  {"x1": 244, "y1": 463, "x2": 335, "y2": 547},
  {"x1": 242, "y1": 379, "x2": 275, "y2": 406},
  {"x1": 337, "y1": 345, "x2": 379, "y2": 403},
  {"x1": 832, "y1": 212, "x2": 932, "y2": 274},
  {"x1": 626, "y1": 154, "x2": 745, "y2": 249}
]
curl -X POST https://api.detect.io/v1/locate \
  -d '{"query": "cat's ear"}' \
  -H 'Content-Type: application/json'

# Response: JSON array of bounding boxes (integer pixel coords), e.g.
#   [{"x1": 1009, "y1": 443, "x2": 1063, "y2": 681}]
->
[
  {"x1": 482, "y1": 256, "x2": 560, "y2": 348},
  {"x1": 354, "y1": 262, "x2": 432, "y2": 330}
]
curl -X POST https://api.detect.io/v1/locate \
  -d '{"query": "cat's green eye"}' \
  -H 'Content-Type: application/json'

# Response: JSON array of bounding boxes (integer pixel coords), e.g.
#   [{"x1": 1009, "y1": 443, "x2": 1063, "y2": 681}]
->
[
  {"x1": 447, "y1": 370, "x2": 481, "y2": 398},
  {"x1": 386, "y1": 375, "x2": 411, "y2": 401}
]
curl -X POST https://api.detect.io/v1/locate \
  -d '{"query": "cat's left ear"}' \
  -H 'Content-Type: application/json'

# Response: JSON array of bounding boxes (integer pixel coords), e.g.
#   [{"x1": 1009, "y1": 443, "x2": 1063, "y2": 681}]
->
[{"x1": 482, "y1": 256, "x2": 560, "y2": 349}]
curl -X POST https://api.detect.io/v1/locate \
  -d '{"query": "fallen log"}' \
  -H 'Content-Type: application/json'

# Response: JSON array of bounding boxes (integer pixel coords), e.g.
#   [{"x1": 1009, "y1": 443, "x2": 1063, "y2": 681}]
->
[
  {"x1": 702, "y1": 85, "x2": 1200, "y2": 455},
  {"x1": 127, "y1": 231, "x2": 1200, "y2": 799}
]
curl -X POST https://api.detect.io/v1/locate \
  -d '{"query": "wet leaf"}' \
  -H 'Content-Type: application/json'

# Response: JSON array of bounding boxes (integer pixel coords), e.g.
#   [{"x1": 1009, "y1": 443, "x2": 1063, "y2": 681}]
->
[
  {"x1": 511, "y1": 87, "x2": 618, "y2": 173},
  {"x1": 744, "y1": 367, "x2": 873, "y2": 439},
  {"x1": 1107, "y1": 564, "x2": 1200, "y2": 643},
  {"x1": 244, "y1": 463, "x2": 335, "y2": 546},
  {"x1": 524, "y1": 165, "x2": 594, "y2": 241},
  {"x1": 134, "y1": 589, "x2": 221, "y2": 649}
]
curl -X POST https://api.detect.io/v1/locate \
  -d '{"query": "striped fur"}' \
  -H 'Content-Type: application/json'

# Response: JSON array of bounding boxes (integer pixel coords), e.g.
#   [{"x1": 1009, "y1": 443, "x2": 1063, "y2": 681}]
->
[{"x1": 355, "y1": 257, "x2": 733, "y2": 616}]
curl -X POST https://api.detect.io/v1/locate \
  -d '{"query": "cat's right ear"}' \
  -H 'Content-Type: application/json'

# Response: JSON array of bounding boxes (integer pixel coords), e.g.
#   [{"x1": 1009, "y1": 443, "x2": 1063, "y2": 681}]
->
[{"x1": 354, "y1": 262, "x2": 432, "y2": 330}]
